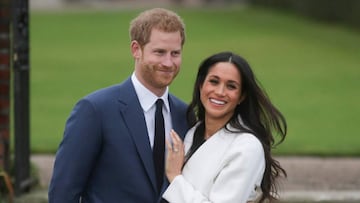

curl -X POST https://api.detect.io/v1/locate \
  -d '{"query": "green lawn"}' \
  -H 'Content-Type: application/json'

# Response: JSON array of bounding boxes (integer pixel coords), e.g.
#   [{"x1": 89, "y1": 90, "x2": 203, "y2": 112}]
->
[{"x1": 28, "y1": 6, "x2": 360, "y2": 156}]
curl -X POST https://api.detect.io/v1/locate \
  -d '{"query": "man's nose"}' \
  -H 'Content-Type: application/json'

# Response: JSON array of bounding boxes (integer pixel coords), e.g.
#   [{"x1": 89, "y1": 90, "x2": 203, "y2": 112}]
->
[{"x1": 161, "y1": 54, "x2": 174, "y2": 67}]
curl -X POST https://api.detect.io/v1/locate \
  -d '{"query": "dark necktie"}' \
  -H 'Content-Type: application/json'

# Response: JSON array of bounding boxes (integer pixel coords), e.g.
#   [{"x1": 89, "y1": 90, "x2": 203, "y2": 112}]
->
[{"x1": 153, "y1": 99, "x2": 165, "y2": 193}]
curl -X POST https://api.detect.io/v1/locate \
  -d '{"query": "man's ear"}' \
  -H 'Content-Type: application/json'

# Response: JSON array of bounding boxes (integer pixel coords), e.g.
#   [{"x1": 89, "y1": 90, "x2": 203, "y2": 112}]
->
[{"x1": 131, "y1": 40, "x2": 141, "y2": 59}]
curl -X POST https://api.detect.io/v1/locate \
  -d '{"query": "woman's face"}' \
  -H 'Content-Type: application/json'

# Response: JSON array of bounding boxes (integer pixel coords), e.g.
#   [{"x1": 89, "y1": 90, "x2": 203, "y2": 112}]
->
[{"x1": 200, "y1": 62, "x2": 244, "y2": 123}]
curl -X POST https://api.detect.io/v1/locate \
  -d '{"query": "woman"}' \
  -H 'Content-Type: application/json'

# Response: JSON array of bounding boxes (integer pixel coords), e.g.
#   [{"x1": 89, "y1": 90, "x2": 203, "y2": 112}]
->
[{"x1": 163, "y1": 51, "x2": 287, "y2": 203}]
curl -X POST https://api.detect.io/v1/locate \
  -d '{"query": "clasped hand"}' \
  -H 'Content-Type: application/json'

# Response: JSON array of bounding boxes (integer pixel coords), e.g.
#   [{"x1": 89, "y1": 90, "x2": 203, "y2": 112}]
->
[{"x1": 165, "y1": 129, "x2": 185, "y2": 182}]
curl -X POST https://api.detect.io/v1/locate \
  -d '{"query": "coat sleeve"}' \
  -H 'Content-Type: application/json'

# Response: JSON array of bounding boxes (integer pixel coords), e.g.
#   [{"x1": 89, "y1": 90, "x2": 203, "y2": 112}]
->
[
  {"x1": 48, "y1": 99, "x2": 102, "y2": 203},
  {"x1": 163, "y1": 134, "x2": 265, "y2": 203}
]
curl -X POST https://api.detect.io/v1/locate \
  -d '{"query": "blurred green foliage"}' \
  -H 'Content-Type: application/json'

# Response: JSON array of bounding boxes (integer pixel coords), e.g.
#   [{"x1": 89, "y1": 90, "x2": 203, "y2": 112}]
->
[{"x1": 28, "y1": 7, "x2": 360, "y2": 156}]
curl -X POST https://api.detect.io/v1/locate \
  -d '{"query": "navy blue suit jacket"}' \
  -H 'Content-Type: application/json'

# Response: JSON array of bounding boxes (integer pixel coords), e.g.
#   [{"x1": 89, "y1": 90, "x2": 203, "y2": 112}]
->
[{"x1": 48, "y1": 78, "x2": 189, "y2": 203}]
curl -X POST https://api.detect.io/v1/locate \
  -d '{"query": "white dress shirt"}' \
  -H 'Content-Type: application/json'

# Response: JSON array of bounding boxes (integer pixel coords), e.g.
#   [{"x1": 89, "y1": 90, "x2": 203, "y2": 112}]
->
[{"x1": 131, "y1": 73, "x2": 172, "y2": 148}]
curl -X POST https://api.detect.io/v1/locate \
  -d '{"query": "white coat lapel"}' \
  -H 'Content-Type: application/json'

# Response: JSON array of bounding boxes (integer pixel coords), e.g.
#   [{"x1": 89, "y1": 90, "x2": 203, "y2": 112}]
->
[{"x1": 182, "y1": 128, "x2": 237, "y2": 193}]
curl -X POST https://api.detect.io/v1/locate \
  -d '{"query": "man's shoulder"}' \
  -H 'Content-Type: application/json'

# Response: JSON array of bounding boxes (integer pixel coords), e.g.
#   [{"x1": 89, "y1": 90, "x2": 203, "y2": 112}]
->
[
  {"x1": 81, "y1": 78, "x2": 134, "y2": 103},
  {"x1": 87, "y1": 78, "x2": 132, "y2": 97},
  {"x1": 168, "y1": 94, "x2": 187, "y2": 106}
]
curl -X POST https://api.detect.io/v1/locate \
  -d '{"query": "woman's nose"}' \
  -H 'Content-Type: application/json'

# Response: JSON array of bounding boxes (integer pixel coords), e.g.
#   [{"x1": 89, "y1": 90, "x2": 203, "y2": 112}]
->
[{"x1": 215, "y1": 84, "x2": 225, "y2": 96}]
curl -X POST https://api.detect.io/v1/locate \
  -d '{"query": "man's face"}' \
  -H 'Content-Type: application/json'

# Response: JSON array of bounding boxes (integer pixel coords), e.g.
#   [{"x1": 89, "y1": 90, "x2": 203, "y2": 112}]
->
[{"x1": 132, "y1": 29, "x2": 182, "y2": 96}]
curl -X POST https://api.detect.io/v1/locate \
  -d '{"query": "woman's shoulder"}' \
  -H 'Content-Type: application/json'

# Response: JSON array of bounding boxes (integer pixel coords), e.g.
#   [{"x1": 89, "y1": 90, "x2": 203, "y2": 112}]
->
[{"x1": 226, "y1": 130, "x2": 264, "y2": 156}]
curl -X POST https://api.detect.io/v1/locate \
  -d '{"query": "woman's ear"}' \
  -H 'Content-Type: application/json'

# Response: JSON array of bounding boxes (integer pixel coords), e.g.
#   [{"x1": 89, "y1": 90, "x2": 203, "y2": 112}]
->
[{"x1": 238, "y1": 93, "x2": 246, "y2": 104}]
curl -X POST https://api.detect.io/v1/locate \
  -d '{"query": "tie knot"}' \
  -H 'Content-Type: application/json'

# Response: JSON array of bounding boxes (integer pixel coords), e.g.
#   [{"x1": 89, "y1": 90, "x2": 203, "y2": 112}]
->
[{"x1": 156, "y1": 99, "x2": 163, "y2": 109}]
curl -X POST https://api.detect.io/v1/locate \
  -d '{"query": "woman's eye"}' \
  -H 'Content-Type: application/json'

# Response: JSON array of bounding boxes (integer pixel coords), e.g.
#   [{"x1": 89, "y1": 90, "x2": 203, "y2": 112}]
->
[
  {"x1": 209, "y1": 79, "x2": 218, "y2": 84},
  {"x1": 227, "y1": 84, "x2": 237, "y2": 89}
]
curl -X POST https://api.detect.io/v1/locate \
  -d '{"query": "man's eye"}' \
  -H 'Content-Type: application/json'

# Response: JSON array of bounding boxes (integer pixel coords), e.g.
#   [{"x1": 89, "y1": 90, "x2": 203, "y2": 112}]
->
[
  {"x1": 155, "y1": 50, "x2": 165, "y2": 54},
  {"x1": 172, "y1": 52, "x2": 181, "y2": 57}
]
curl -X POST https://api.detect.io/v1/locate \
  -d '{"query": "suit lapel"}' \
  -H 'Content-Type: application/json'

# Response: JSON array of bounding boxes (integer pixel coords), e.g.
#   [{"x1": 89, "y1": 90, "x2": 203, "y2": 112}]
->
[
  {"x1": 168, "y1": 96, "x2": 187, "y2": 140},
  {"x1": 117, "y1": 78, "x2": 157, "y2": 192}
]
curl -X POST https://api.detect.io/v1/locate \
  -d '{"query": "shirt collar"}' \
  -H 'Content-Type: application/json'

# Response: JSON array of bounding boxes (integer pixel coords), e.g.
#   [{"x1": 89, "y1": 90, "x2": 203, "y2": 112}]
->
[{"x1": 131, "y1": 72, "x2": 170, "y2": 112}]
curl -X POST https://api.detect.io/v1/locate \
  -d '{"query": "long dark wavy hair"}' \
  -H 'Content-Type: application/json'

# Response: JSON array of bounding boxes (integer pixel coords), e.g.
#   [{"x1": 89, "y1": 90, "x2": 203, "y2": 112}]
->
[{"x1": 185, "y1": 51, "x2": 287, "y2": 202}]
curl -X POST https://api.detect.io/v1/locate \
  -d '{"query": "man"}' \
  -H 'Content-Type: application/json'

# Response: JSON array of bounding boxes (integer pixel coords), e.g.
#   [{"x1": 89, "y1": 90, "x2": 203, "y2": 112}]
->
[{"x1": 49, "y1": 8, "x2": 189, "y2": 203}]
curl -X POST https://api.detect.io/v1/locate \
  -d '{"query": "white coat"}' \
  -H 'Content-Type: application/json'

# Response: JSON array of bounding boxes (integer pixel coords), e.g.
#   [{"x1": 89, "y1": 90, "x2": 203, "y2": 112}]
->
[{"x1": 163, "y1": 123, "x2": 265, "y2": 203}]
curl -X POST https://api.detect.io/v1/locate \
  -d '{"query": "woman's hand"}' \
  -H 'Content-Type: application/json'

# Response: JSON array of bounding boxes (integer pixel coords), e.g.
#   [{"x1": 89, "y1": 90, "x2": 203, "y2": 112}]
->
[{"x1": 165, "y1": 129, "x2": 185, "y2": 183}]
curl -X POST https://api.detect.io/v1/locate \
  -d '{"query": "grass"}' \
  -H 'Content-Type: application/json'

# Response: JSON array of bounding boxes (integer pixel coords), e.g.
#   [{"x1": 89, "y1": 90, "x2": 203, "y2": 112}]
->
[{"x1": 28, "y1": 6, "x2": 360, "y2": 156}]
